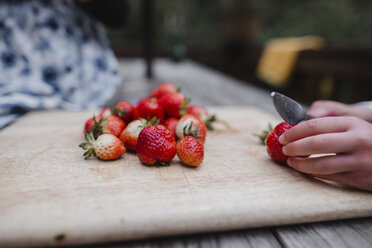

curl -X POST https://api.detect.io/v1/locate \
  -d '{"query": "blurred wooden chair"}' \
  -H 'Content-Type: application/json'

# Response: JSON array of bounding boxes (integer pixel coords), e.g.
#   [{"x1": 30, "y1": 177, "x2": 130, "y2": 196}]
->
[
  {"x1": 291, "y1": 46, "x2": 372, "y2": 104},
  {"x1": 256, "y1": 36, "x2": 325, "y2": 89}
]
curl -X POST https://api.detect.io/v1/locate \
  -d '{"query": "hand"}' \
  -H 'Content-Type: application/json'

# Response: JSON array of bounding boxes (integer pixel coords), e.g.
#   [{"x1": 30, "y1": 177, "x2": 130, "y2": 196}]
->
[
  {"x1": 279, "y1": 116, "x2": 372, "y2": 191},
  {"x1": 308, "y1": 100, "x2": 372, "y2": 123}
]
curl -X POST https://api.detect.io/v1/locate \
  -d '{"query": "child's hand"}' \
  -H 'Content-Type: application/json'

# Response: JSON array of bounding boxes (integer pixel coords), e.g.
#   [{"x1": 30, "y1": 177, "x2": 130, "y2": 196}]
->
[
  {"x1": 309, "y1": 100, "x2": 372, "y2": 123},
  {"x1": 279, "y1": 116, "x2": 372, "y2": 191}
]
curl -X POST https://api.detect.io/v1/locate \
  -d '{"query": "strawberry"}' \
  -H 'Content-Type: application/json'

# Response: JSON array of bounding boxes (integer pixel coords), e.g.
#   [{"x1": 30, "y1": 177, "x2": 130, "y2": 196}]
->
[
  {"x1": 159, "y1": 92, "x2": 189, "y2": 118},
  {"x1": 150, "y1": 82, "x2": 177, "y2": 99},
  {"x1": 176, "y1": 136, "x2": 204, "y2": 167},
  {"x1": 187, "y1": 105, "x2": 209, "y2": 123},
  {"x1": 176, "y1": 114, "x2": 207, "y2": 144},
  {"x1": 99, "y1": 107, "x2": 112, "y2": 118},
  {"x1": 266, "y1": 122, "x2": 293, "y2": 163},
  {"x1": 84, "y1": 116, "x2": 97, "y2": 134},
  {"x1": 112, "y1": 101, "x2": 134, "y2": 124},
  {"x1": 120, "y1": 119, "x2": 147, "y2": 151},
  {"x1": 84, "y1": 108, "x2": 113, "y2": 134},
  {"x1": 79, "y1": 133, "x2": 126, "y2": 160},
  {"x1": 187, "y1": 105, "x2": 229, "y2": 131},
  {"x1": 133, "y1": 98, "x2": 164, "y2": 123},
  {"x1": 119, "y1": 117, "x2": 158, "y2": 151},
  {"x1": 91, "y1": 115, "x2": 126, "y2": 138},
  {"x1": 164, "y1": 117, "x2": 179, "y2": 137},
  {"x1": 136, "y1": 125, "x2": 176, "y2": 166}
]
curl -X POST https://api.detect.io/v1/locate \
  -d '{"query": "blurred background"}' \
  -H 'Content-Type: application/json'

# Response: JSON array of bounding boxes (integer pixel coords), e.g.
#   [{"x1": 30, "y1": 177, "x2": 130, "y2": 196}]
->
[{"x1": 107, "y1": 0, "x2": 372, "y2": 105}]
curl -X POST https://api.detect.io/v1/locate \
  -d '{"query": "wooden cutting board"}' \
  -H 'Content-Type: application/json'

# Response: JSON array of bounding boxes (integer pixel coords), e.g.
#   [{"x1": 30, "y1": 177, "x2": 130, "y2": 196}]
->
[{"x1": 1, "y1": 107, "x2": 372, "y2": 247}]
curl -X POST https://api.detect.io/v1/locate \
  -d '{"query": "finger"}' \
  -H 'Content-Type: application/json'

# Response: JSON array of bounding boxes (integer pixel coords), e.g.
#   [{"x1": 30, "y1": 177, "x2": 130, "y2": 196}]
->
[
  {"x1": 279, "y1": 117, "x2": 350, "y2": 145},
  {"x1": 307, "y1": 100, "x2": 347, "y2": 117},
  {"x1": 312, "y1": 172, "x2": 372, "y2": 191},
  {"x1": 287, "y1": 154, "x2": 355, "y2": 175},
  {"x1": 283, "y1": 132, "x2": 355, "y2": 156},
  {"x1": 311, "y1": 172, "x2": 353, "y2": 186},
  {"x1": 308, "y1": 106, "x2": 334, "y2": 118}
]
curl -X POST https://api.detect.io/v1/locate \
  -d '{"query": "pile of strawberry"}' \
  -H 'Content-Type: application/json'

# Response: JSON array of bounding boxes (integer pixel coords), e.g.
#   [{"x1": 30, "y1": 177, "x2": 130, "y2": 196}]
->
[{"x1": 79, "y1": 83, "x2": 217, "y2": 167}]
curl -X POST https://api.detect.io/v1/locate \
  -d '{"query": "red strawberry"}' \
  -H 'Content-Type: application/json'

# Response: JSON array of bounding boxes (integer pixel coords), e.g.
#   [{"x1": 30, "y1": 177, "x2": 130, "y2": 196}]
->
[
  {"x1": 164, "y1": 117, "x2": 179, "y2": 137},
  {"x1": 112, "y1": 101, "x2": 134, "y2": 124},
  {"x1": 266, "y1": 122, "x2": 293, "y2": 163},
  {"x1": 187, "y1": 105, "x2": 209, "y2": 122},
  {"x1": 133, "y1": 98, "x2": 164, "y2": 123},
  {"x1": 136, "y1": 97, "x2": 149, "y2": 105},
  {"x1": 136, "y1": 125, "x2": 176, "y2": 166},
  {"x1": 99, "y1": 107, "x2": 112, "y2": 118},
  {"x1": 119, "y1": 117, "x2": 158, "y2": 151},
  {"x1": 176, "y1": 114, "x2": 207, "y2": 144},
  {"x1": 79, "y1": 133, "x2": 126, "y2": 160},
  {"x1": 150, "y1": 82, "x2": 177, "y2": 99},
  {"x1": 159, "y1": 92, "x2": 189, "y2": 118},
  {"x1": 187, "y1": 105, "x2": 214, "y2": 130},
  {"x1": 84, "y1": 116, "x2": 97, "y2": 134},
  {"x1": 91, "y1": 115, "x2": 126, "y2": 138},
  {"x1": 187, "y1": 105, "x2": 229, "y2": 131},
  {"x1": 176, "y1": 136, "x2": 204, "y2": 167}
]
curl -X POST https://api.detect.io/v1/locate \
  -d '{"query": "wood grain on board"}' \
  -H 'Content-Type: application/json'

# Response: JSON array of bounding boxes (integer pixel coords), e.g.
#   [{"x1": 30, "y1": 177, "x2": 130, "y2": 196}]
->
[{"x1": 1, "y1": 107, "x2": 372, "y2": 247}]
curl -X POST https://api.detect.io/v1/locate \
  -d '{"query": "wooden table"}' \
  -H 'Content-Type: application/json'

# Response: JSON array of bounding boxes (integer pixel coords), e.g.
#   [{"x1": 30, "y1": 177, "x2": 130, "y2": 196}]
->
[{"x1": 81, "y1": 58, "x2": 372, "y2": 248}]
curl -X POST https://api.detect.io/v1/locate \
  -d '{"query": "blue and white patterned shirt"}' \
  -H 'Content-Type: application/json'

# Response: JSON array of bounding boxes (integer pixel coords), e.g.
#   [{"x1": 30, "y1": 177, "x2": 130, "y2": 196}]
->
[{"x1": 0, "y1": 0, "x2": 122, "y2": 128}]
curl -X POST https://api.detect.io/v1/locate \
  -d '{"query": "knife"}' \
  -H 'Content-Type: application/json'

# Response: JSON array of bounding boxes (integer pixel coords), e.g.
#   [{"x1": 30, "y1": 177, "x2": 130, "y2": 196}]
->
[{"x1": 271, "y1": 92, "x2": 312, "y2": 125}]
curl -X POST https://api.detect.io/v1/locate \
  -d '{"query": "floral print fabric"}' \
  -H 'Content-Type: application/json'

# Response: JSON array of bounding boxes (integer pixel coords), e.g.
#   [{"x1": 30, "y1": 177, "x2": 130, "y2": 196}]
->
[{"x1": 0, "y1": 0, "x2": 122, "y2": 128}]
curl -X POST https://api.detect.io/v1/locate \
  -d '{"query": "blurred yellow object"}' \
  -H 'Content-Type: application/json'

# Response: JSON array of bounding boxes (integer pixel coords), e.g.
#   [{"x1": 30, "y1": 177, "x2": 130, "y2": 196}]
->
[{"x1": 256, "y1": 36, "x2": 325, "y2": 87}]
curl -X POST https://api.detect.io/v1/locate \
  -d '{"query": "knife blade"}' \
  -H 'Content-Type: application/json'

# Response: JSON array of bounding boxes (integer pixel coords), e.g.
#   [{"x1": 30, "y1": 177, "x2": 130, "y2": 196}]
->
[{"x1": 271, "y1": 92, "x2": 312, "y2": 125}]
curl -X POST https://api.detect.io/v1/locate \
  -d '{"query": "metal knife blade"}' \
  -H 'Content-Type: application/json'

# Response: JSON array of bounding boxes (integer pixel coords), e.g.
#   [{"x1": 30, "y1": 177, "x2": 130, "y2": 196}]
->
[{"x1": 271, "y1": 92, "x2": 312, "y2": 125}]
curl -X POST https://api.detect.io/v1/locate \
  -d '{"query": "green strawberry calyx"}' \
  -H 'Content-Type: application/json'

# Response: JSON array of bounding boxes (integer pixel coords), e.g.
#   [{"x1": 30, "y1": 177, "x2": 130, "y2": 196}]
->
[
  {"x1": 183, "y1": 121, "x2": 201, "y2": 139},
  {"x1": 139, "y1": 116, "x2": 159, "y2": 129},
  {"x1": 205, "y1": 114, "x2": 231, "y2": 131},
  {"x1": 79, "y1": 132, "x2": 97, "y2": 159},
  {"x1": 204, "y1": 114, "x2": 216, "y2": 130},
  {"x1": 111, "y1": 106, "x2": 128, "y2": 119},
  {"x1": 255, "y1": 123, "x2": 273, "y2": 145},
  {"x1": 92, "y1": 116, "x2": 107, "y2": 138},
  {"x1": 153, "y1": 161, "x2": 171, "y2": 167},
  {"x1": 178, "y1": 98, "x2": 191, "y2": 117}
]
